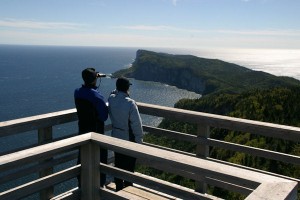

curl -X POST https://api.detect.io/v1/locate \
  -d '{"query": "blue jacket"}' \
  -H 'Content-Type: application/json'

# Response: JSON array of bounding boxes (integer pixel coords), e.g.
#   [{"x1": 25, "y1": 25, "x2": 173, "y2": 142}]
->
[
  {"x1": 74, "y1": 85, "x2": 108, "y2": 133},
  {"x1": 108, "y1": 91, "x2": 143, "y2": 143}
]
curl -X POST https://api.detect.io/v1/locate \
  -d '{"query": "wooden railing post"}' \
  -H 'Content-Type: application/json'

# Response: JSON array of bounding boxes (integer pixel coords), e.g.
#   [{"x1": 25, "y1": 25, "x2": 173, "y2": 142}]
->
[
  {"x1": 195, "y1": 124, "x2": 210, "y2": 194},
  {"x1": 80, "y1": 141, "x2": 101, "y2": 200},
  {"x1": 38, "y1": 126, "x2": 54, "y2": 199}
]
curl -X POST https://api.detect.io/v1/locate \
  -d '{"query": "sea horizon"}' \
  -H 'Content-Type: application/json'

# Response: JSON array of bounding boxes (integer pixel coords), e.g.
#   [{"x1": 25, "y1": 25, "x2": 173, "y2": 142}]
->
[{"x1": 1, "y1": 43, "x2": 299, "y2": 80}]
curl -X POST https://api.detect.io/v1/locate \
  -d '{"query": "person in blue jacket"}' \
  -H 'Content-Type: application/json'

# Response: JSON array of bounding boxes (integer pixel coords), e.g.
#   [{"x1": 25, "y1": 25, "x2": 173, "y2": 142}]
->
[
  {"x1": 108, "y1": 77, "x2": 144, "y2": 191},
  {"x1": 74, "y1": 67, "x2": 108, "y2": 187}
]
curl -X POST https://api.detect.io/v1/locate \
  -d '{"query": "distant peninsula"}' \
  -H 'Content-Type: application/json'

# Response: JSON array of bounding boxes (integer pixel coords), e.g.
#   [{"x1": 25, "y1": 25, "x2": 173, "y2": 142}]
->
[{"x1": 113, "y1": 49, "x2": 300, "y2": 95}]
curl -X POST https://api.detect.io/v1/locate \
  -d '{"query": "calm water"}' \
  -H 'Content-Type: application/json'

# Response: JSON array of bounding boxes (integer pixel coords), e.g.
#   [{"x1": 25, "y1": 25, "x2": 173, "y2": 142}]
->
[
  {"x1": 0, "y1": 45, "x2": 299, "y2": 197},
  {"x1": 0, "y1": 44, "x2": 201, "y2": 151}
]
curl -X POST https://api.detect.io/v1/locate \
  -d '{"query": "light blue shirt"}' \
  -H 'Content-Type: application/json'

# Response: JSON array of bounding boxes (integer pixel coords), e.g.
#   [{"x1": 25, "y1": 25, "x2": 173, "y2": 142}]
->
[{"x1": 108, "y1": 91, "x2": 143, "y2": 143}]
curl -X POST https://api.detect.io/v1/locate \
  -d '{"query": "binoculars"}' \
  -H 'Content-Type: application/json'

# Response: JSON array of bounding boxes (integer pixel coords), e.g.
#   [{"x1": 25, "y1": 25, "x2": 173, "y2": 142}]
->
[{"x1": 97, "y1": 73, "x2": 107, "y2": 78}]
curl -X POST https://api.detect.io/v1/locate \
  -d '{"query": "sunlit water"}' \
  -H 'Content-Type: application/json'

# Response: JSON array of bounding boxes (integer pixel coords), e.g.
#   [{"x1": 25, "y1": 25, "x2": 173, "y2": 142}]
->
[{"x1": 187, "y1": 48, "x2": 300, "y2": 80}]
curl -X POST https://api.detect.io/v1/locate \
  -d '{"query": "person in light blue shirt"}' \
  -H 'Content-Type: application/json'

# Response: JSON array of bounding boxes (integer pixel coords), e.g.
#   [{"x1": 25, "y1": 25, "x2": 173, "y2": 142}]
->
[{"x1": 108, "y1": 77, "x2": 144, "y2": 191}]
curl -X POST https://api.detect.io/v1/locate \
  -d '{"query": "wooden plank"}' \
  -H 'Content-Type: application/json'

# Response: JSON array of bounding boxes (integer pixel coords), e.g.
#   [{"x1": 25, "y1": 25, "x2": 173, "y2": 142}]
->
[
  {"x1": 94, "y1": 134, "x2": 297, "y2": 188},
  {"x1": 38, "y1": 126, "x2": 54, "y2": 200},
  {"x1": 207, "y1": 157, "x2": 300, "y2": 184},
  {"x1": 195, "y1": 124, "x2": 210, "y2": 193},
  {"x1": 93, "y1": 133, "x2": 298, "y2": 199},
  {"x1": 142, "y1": 142, "x2": 195, "y2": 157},
  {"x1": 2, "y1": 101, "x2": 298, "y2": 142},
  {"x1": 1, "y1": 100, "x2": 300, "y2": 150},
  {"x1": 202, "y1": 138, "x2": 300, "y2": 165},
  {"x1": 0, "y1": 109, "x2": 77, "y2": 137},
  {"x1": 142, "y1": 142, "x2": 296, "y2": 194},
  {"x1": 116, "y1": 190, "x2": 146, "y2": 200},
  {"x1": 100, "y1": 187, "x2": 130, "y2": 200},
  {"x1": 122, "y1": 186, "x2": 173, "y2": 200},
  {"x1": 105, "y1": 183, "x2": 212, "y2": 200},
  {"x1": 80, "y1": 142, "x2": 100, "y2": 200},
  {"x1": 205, "y1": 177, "x2": 252, "y2": 195},
  {"x1": 144, "y1": 125, "x2": 300, "y2": 165},
  {"x1": 245, "y1": 182, "x2": 298, "y2": 200},
  {"x1": 131, "y1": 184, "x2": 180, "y2": 200},
  {"x1": 0, "y1": 133, "x2": 90, "y2": 171},
  {"x1": 137, "y1": 102, "x2": 300, "y2": 142},
  {"x1": 0, "y1": 151, "x2": 77, "y2": 185},
  {"x1": 0, "y1": 133, "x2": 78, "y2": 156},
  {"x1": 0, "y1": 165, "x2": 80, "y2": 200},
  {"x1": 101, "y1": 164, "x2": 220, "y2": 200},
  {"x1": 50, "y1": 188, "x2": 80, "y2": 200},
  {"x1": 94, "y1": 134, "x2": 259, "y2": 189},
  {"x1": 138, "y1": 158, "x2": 253, "y2": 195},
  {"x1": 196, "y1": 124, "x2": 210, "y2": 158},
  {"x1": 143, "y1": 125, "x2": 197, "y2": 143}
]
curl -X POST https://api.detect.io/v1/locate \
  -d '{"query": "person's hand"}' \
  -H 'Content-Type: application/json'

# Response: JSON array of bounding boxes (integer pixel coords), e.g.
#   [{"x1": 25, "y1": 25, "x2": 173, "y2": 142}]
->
[{"x1": 110, "y1": 89, "x2": 118, "y2": 95}]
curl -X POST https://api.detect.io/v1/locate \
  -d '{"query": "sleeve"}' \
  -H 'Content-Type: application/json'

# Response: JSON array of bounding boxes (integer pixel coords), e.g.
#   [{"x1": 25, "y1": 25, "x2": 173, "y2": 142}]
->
[
  {"x1": 129, "y1": 101, "x2": 144, "y2": 143},
  {"x1": 95, "y1": 93, "x2": 108, "y2": 122}
]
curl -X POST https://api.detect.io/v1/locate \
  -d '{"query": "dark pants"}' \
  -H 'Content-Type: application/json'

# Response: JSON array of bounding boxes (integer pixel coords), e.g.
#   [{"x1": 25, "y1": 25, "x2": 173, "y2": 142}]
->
[{"x1": 114, "y1": 152, "x2": 136, "y2": 191}]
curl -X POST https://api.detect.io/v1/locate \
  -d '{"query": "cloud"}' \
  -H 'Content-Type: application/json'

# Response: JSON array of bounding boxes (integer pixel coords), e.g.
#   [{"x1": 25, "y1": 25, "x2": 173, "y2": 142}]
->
[
  {"x1": 172, "y1": 0, "x2": 178, "y2": 6},
  {"x1": 115, "y1": 25, "x2": 174, "y2": 31},
  {"x1": 1, "y1": 28, "x2": 299, "y2": 49},
  {"x1": 0, "y1": 18, "x2": 85, "y2": 30},
  {"x1": 217, "y1": 29, "x2": 300, "y2": 36},
  {"x1": 115, "y1": 24, "x2": 300, "y2": 37}
]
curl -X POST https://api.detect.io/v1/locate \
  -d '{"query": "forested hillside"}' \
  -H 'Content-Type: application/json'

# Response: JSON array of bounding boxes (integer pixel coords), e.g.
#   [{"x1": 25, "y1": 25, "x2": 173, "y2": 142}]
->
[
  {"x1": 141, "y1": 86, "x2": 300, "y2": 198},
  {"x1": 114, "y1": 49, "x2": 300, "y2": 94}
]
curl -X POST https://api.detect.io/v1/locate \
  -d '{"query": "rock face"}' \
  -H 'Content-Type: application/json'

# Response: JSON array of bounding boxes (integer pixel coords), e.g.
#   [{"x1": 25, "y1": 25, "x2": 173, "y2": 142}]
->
[
  {"x1": 130, "y1": 62, "x2": 206, "y2": 94},
  {"x1": 113, "y1": 49, "x2": 300, "y2": 95},
  {"x1": 113, "y1": 50, "x2": 209, "y2": 93}
]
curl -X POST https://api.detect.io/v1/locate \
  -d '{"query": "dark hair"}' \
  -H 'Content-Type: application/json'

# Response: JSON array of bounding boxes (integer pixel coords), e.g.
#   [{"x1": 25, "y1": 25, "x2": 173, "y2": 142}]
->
[
  {"x1": 116, "y1": 77, "x2": 132, "y2": 92},
  {"x1": 82, "y1": 68, "x2": 97, "y2": 84}
]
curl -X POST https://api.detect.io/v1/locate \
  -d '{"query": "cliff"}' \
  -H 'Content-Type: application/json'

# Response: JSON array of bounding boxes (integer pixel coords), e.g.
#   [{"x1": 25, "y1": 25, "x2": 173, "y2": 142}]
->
[{"x1": 113, "y1": 49, "x2": 300, "y2": 95}]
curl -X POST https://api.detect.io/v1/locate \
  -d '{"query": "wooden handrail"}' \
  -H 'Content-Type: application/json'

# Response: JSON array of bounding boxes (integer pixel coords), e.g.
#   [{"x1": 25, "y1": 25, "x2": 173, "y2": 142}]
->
[
  {"x1": 1, "y1": 102, "x2": 300, "y2": 199},
  {"x1": 143, "y1": 125, "x2": 300, "y2": 165},
  {"x1": 137, "y1": 102, "x2": 300, "y2": 142},
  {"x1": 0, "y1": 109, "x2": 77, "y2": 137},
  {"x1": 1, "y1": 102, "x2": 300, "y2": 141},
  {"x1": 0, "y1": 133, "x2": 297, "y2": 200}
]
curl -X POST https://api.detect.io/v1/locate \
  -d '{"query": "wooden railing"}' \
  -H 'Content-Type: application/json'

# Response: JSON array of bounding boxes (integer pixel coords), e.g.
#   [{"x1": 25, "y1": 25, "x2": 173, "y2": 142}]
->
[{"x1": 0, "y1": 102, "x2": 299, "y2": 199}]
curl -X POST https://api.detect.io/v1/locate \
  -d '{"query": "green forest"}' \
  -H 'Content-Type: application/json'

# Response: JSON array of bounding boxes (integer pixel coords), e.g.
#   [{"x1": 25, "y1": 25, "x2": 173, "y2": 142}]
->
[
  {"x1": 138, "y1": 86, "x2": 300, "y2": 199},
  {"x1": 115, "y1": 50, "x2": 300, "y2": 199}
]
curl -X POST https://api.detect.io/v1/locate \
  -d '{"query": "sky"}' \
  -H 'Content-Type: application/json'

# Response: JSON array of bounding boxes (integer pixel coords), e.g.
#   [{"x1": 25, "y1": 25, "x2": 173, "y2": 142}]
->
[{"x1": 0, "y1": 0, "x2": 299, "y2": 50}]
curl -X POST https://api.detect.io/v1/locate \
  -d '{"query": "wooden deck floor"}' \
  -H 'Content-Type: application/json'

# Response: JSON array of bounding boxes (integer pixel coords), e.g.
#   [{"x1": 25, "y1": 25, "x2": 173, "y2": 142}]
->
[{"x1": 106, "y1": 183, "x2": 180, "y2": 200}]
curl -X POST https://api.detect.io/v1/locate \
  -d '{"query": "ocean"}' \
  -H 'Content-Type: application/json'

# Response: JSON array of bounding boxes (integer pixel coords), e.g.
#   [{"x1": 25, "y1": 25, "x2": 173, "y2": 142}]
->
[
  {"x1": 0, "y1": 45, "x2": 201, "y2": 122},
  {"x1": 1, "y1": 45, "x2": 299, "y2": 123},
  {"x1": 0, "y1": 44, "x2": 299, "y2": 197}
]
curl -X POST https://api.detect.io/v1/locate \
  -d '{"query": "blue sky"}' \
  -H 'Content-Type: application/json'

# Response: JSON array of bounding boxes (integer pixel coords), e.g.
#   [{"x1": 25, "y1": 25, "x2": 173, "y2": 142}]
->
[{"x1": 0, "y1": 0, "x2": 299, "y2": 49}]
